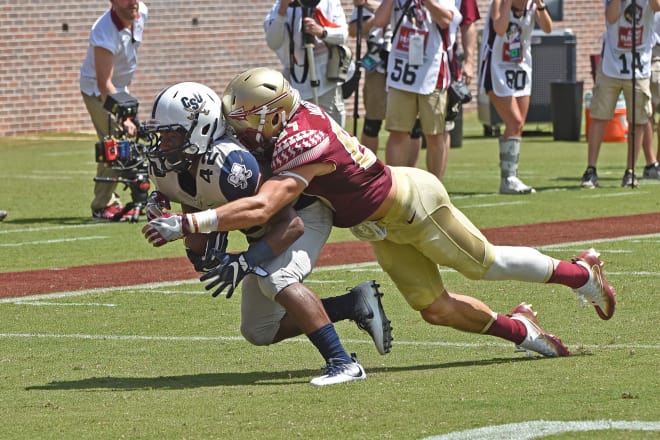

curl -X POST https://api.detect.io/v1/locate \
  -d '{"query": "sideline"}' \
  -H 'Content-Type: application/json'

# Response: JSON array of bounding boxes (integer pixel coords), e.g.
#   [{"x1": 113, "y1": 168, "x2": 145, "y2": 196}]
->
[{"x1": 421, "y1": 420, "x2": 660, "y2": 440}]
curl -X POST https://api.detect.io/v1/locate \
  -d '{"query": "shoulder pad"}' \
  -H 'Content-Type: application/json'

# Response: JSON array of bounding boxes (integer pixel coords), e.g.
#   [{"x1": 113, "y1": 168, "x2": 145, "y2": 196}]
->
[
  {"x1": 271, "y1": 129, "x2": 329, "y2": 174},
  {"x1": 214, "y1": 144, "x2": 261, "y2": 201}
]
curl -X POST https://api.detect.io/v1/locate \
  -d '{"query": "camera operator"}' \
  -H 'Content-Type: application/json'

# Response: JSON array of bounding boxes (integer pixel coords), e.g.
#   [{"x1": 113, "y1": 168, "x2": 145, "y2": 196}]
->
[
  {"x1": 79, "y1": 0, "x2": 148, "y2": 221},
  {"x1": 264, "y1": 0, "x2": 350, "y2": 127}
]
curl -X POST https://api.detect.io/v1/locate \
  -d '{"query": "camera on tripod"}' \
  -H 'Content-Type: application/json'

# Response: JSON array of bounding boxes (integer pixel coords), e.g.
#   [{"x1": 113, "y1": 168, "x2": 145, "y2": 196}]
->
[{"x1": 93, "y1": 92, "x2": 155, "y2": 222}]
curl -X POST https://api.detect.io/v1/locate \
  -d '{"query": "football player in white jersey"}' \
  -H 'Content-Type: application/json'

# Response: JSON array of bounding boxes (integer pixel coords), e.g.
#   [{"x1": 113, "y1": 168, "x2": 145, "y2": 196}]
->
[
  {"x1": 479, "y1": 0, "x2": 552, "y2": 194},
  {"x1": 143, "y1": 82, "x2": 392, "y2": 386}
]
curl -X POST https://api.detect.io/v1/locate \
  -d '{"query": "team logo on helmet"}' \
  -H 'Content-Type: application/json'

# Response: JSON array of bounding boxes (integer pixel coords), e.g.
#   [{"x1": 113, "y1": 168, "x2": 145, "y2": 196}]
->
[
  {"x1": 226, "y1": 92, "x2": 289, "y2": 121},
  {"x1": 227, "y1": 162, "x2": 253, "y2": 190},
  {"x1": 181, "y1": 93, "x2": 210, "y2": 121}
]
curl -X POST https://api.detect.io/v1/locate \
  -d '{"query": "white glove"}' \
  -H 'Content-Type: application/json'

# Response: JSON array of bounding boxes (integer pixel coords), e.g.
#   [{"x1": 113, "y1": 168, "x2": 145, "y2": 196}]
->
[
  {"x1": 142, "y1": 213, "x2": 188, "y2": 247},
  {"x1": 145, "y1": 191, "x2": 171, "y2": 221}
]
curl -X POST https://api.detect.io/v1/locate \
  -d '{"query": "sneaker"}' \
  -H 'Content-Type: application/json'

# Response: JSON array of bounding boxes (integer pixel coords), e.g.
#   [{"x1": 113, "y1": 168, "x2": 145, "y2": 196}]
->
[
  {"x1": 643, "y1": 162, "x2": 660, "y2": 179},
  {"x1": 500, "y1": 176, "x2": 536, "y2": 194},
  {"x1": 509, "y1": 303, "x2": 570, "y2": 358},
  {"x1": 0, "y1": 210, "x2": 7, "y2": 221},
  {"x1": 310, "y1": 353, "x2": 366, "y2": 386},
  {"x1": 621, "y1": 169, "x2": 639, "y2": 188},
  {"x1": 572, "y1": 248, "x2": 616, "y2": 320},
  {"x1": 581, "y1": 166, "x2": 598, "y2": 189},
  {"x1": 349, "y1": 280, "x2": 393, "y2": 355},
  {"x1": 92, "y1": 203, "x2": 124, "y2": 221}
]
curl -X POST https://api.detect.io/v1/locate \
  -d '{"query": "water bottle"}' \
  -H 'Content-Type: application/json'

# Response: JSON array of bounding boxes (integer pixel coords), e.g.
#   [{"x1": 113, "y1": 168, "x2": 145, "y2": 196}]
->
[{"x1": 584, "y1": 91, "x2": 592, "y2": 109}]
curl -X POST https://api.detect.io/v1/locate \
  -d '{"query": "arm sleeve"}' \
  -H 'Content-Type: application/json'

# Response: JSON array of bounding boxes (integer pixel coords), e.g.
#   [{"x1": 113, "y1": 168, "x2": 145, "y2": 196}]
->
[{"x1": 264, "y1": 10, "x2": 288, "y2": 50}]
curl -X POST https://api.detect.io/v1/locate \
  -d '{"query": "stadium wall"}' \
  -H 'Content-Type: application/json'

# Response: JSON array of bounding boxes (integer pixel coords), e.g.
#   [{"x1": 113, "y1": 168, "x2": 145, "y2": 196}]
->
[{"x1": 0, "y1": 0, "x2": 603, "y2": 136}]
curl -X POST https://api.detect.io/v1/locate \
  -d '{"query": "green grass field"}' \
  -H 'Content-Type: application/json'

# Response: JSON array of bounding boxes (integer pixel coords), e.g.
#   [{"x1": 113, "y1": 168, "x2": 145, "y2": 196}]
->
[{"x1": 1, "y1": 113, "x2": 659, "y2": 439}]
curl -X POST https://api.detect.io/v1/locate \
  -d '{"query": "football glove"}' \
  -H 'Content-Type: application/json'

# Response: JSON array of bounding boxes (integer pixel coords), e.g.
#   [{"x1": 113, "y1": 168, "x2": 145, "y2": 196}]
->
[
  {"x1": 186, "y1": 231, "x2": 229, "y2": 273},
  {"x1": 142, "y1": 213, "x2": 190, "y2": 247},
  {"x1": 200, "y1": 252, "x2": 268, "y2": 299},
  {"x1": 145, "y1": 191, "x2": 171, "y2": 221}
]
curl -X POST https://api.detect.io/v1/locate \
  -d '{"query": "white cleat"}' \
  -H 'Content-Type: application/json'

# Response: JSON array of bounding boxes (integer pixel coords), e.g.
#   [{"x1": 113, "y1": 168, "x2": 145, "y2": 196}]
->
[
  {"x1": 509, "y1": 303, "x2": 570, "y2": 358},
  {"x1": 310, "y1": 354, "x2": 366, "y2": 386},
  {"x1": 572, "y1": 248, "x2": 616, "y2": 320},
  {"x1": 500, "y1": 176, "x2": 536, "y2": 194}
]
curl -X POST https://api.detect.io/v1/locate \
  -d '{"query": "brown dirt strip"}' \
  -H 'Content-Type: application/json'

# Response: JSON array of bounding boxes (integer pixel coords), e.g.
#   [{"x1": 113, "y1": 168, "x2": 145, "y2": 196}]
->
[{"x1": 2, "y1": 212, "x2": 659, "y2": 298}]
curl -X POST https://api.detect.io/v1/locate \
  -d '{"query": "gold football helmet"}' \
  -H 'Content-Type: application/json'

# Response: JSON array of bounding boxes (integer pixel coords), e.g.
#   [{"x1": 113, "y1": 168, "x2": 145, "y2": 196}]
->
[{"x1": 222, "y1": 67, "x2": 300, "y2": 153}]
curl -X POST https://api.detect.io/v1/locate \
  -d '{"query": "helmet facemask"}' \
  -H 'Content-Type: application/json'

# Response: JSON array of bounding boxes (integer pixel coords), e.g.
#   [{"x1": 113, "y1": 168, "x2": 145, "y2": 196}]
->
[{"x1": 146, "y1": 82, "x2": 224, "y2": 173}]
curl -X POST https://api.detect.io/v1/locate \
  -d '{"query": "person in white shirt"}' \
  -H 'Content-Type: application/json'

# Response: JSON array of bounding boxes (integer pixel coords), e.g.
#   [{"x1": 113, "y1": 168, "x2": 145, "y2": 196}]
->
[
  {"x1": 79, "y1": 0, "x2": 148, "y2": 221},
  {"x1": 264, "y1": 0, "x2": 349, "y2": 127},
  {"x1": 479, "y1": 0, "x2": 552, "y2": 194},
  {"x1": 581, "y1": 0, "x2": 660, "y2": 189}
]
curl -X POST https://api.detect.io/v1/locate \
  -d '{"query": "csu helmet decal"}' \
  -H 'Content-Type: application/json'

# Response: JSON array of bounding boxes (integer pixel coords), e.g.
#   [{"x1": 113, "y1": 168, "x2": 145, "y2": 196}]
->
[{"x1": 181, "y1": 93, "x2": 211, "y2": 121}]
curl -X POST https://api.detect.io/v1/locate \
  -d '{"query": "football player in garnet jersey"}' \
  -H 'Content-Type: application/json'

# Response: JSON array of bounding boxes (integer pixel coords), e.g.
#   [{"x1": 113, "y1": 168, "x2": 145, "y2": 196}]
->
[
  {"x1": 142, "y1": 81, "x2": 392, "y2": 386},
  {"x1": 145, "y1": 68, "x2": 617, "y2": 361}
]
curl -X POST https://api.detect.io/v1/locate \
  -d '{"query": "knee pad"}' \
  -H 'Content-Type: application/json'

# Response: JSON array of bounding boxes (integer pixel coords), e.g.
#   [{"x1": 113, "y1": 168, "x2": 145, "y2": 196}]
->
[
  {"x1": 362, "y1": 118, "x2": 382, "y2": 138},
  {"x1": 410, "y1": 118, "x2": 423, "y2": 139}
]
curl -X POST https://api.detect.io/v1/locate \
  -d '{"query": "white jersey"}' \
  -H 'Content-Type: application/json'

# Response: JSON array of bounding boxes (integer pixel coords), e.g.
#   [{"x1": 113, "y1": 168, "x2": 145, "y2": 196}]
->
[
  {"x1": 601, "y1": 0, "x2": 655, "y2": 79},
  {"x1": 386, "y1": 0, "x2": 460, "y2": 94},
  {"x1": 79, "y1": 2, "x2": 148, "y2": 96},
  {"x1": 479, "y1": 0, "x2": 535, "y2": 97},
  {"x1": 149, "y1": 136, "x2": 261, "y2": 211},
  {"x1": 264, "y1": 0, "x2": 348, "y2": 100}
]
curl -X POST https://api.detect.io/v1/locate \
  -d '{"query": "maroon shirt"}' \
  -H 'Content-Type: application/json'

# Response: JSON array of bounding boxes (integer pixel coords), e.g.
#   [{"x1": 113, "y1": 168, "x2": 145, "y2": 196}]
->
[{"x1": 270, "y1": 101, "x2": 392, "y2": 228}]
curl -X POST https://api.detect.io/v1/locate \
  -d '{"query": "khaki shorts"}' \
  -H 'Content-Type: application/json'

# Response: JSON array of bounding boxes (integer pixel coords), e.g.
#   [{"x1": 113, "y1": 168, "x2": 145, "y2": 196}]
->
[
  {"x1": 591, "y1": 63, "x2": 652, "y2": 124},
  {"x1": 385, "y1": 87, "x2": 447, "y2": 135},
  {"x1": 650, "y1": 45, "x2": 660, "y2": 110},
  {"x1": 370, "y1": 167, "x2": 496, "y2": 310},
  {"x1": 363, "y1": 70, "x2": 387, "y2": 121}
]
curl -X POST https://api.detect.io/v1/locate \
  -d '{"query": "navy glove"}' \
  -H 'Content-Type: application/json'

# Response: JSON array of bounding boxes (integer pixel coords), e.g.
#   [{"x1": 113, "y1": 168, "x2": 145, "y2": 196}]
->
[
  {"x1": 200, "y1": 252, "x2": 268, "y2": 298},
  {"x1": 186, "y1": 231, "x2": 229, "y2": 273}
]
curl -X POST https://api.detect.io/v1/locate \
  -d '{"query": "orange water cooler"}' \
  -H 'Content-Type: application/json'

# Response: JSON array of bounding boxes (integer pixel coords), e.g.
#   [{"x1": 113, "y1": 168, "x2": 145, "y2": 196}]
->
[{"x1": 584, "y1": 91, "x2": 628, "y2": 142}]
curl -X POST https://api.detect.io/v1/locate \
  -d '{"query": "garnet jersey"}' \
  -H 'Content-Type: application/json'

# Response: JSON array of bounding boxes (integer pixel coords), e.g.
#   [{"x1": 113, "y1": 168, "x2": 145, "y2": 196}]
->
[
  {"x1": 149, "y1": 136, "x2": 261, "y2": 211},
  {"x1": 270, "y1": 101, "x2": 392, "y2": 227}
]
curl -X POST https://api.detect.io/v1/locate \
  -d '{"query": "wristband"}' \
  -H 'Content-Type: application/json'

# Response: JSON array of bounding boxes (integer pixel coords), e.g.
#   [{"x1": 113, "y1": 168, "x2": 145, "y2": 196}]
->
[
  {"x1": 244, "y1": 240, "x2": 276, "y2": 266},
  {"x1": 537, "y1": 4, "x2": 546, "y2": 10},
  {"x1": 186, "y1": 209, "x2": 219, "y2": 234}
]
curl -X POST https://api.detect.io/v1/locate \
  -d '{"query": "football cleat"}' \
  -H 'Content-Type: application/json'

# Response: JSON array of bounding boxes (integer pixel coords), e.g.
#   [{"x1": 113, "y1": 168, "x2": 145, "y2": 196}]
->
[
  {"x1": 500, "y1": 176, "x2": 536, "y2": 194},
  {"x1": 572, "y1": 248, "x2": 616, "y2": 320},
  {"x1": 509, "y1": 303, "x2": 570, "y2": 358},
  {"x1": 349, "y1": 280, "x2": 393, "y2": 355},
  {"x1": 92, "y1": 203, "x2": 124, "y2": 221},
  {"x1": 310, "y1": 353, "x2": 366, "y2": 386}
]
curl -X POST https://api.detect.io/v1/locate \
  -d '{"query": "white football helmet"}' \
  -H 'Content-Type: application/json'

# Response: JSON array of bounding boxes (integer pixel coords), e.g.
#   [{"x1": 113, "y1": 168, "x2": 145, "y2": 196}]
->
[
  {"x1": 146, "y1": 82, "x2": 225, "y2": 172},
  {"x1": 222, "y1": 67, "x2": 300, "y2": 153}
]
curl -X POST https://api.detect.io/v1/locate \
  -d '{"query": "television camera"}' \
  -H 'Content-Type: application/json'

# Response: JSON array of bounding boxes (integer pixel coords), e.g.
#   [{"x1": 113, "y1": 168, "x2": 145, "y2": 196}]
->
[{"x1": 94, "y1": 92, "x2": 156, "y2": 223}]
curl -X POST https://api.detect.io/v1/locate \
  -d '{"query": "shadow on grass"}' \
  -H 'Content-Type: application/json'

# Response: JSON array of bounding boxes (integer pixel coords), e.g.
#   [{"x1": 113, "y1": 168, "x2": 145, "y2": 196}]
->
[
  {"x1": 4, "y1": 217, "x2": 101, "y2": 226},
  {"x1": 24, "y1": 355, "x2": 568, "y2": 391}
]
